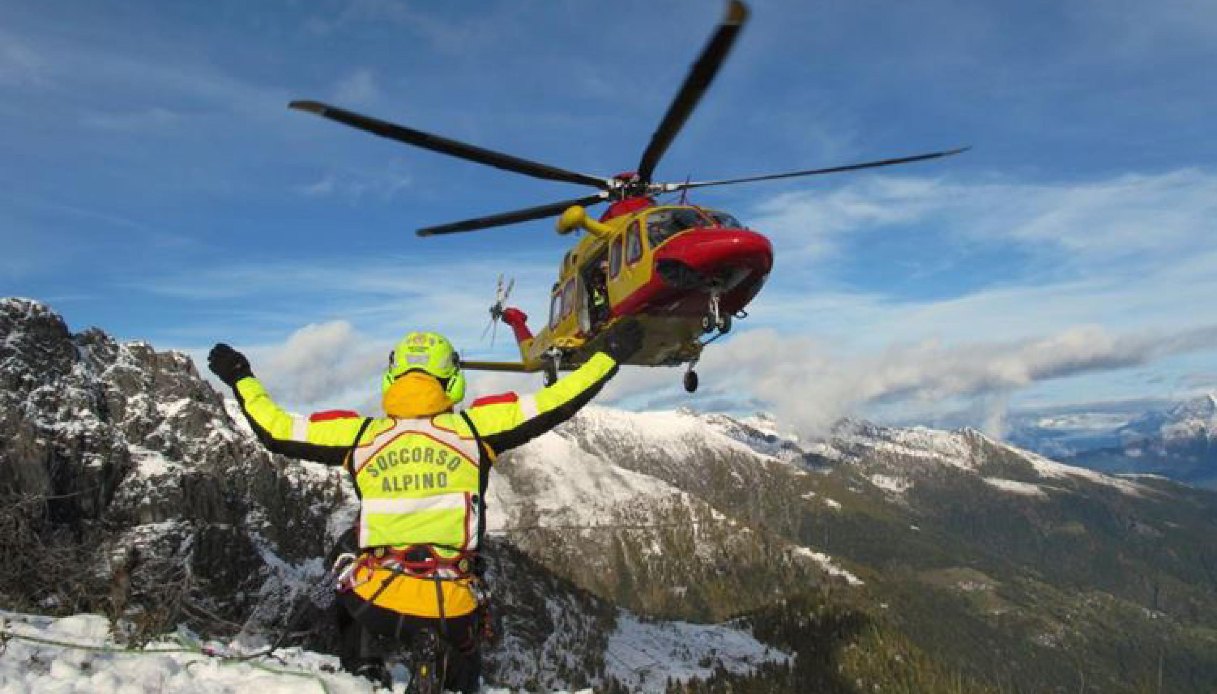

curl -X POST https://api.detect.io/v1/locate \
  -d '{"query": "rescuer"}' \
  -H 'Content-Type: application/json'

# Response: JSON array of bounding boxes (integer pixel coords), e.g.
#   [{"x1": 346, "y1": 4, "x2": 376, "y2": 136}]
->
[{"x1": 207, "y1": 320, "x2": 642, "y2": 692}]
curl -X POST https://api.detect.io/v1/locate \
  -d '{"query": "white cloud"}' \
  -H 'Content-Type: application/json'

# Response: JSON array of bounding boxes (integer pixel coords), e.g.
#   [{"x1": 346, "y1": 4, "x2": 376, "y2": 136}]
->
[
  {"x1": 237, "y1": 318, "x2": 560, "y2": 415},
  {"x1": 302, "y1": 0, "x2": 510, "y2": 55},
  {"x1": 130, "y1": 254, "x2": 556, "y2": 341},
  {"x1": 748, "y1": 169, "x2": 1217, "y2": 268},
  {"x1": 245, "y1": 320, "x2": 384, "y2": 411},
  {"x1": 333, "y1": 68, "x2": 379, "y2": 106},
  {"x1": 748, "y1": 176, "x2": 942, "y2": 261},
  {"x1": 0, "y1": 32, "x2": 48, "y2": 87},
  {"x1": 169, "y1": 168, "x2": 1217, "y2": 430},
  {"x1": 79, "y1": 107, "x2": 183, "y2": 132},
  {"x1": 293, "y1": 162, "x2": 413, "y2": 201},
  {"x1": 742, "y1": 168, "x2": 1217, "y2": 352},
  {"x1": 664, "y1": 323, "x2": 1217, "y2": 437},
  {"x1": 210, "y1": 309, "x2": 1217, "y2": 441}
]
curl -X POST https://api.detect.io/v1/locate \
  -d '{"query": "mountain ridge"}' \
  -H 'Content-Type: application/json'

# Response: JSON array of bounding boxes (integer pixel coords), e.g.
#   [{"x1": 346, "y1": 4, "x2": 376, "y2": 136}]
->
[{"x1": 4, "y1": 297, "x2": 1216, "y2": 692}]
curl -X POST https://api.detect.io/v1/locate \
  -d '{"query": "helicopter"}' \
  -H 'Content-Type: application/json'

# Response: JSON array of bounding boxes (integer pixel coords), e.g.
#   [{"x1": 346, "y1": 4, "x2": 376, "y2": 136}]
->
[{"x1": 290, "y1": 0, "x2": 966, "y2": 393}]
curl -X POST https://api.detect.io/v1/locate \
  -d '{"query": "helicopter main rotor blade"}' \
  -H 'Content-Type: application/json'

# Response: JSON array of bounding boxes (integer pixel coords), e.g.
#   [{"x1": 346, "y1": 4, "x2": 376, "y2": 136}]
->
[
  {"x1": 637, "y1": 0, "x2": 750, "y2": 183},
  {"x1": 417, "y1": 193, "x2": 608, "y2": 237},
  {"x1": 663, "y1": 147, "x2": 971, "y2": 192},
  {"x1": 290, "y1": 100, "x2": 607, "y2": 188}
]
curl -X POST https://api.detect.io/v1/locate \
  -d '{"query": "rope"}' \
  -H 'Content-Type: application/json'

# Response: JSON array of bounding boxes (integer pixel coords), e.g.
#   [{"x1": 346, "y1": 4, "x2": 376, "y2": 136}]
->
[
  {"x1": 0, "y1": 629, "x2": 195, "y2": 655},
  {"x1": 0, "y1": 628, "x2": 333, "y2": 694}
]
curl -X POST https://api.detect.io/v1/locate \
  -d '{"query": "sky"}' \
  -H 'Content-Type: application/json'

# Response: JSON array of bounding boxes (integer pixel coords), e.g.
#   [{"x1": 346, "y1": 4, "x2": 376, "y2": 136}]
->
[{"x1": 2, "y1": 0, "x2": 1215, "y2": 437}]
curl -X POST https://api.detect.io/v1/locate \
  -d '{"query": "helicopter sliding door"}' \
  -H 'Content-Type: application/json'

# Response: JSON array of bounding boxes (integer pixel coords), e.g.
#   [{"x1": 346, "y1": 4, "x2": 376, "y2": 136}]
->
[{"x1": 576, "y1": 275, "x2": 590, "y2": 334}]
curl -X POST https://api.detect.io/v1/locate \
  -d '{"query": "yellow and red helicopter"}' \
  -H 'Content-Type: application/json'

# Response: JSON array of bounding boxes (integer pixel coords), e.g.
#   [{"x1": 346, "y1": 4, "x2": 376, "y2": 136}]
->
[{"x1": 290, "y1": 1, "x2": 965, "y2": 393}]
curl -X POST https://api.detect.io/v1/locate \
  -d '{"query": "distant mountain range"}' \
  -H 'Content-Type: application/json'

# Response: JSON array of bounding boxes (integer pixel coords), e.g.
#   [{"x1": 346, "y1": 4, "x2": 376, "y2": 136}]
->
[
  {"x1": 3, "y1": 297, "x2": 1216, "y2": 692},
  {"x1": 1007, "y1": 394, "x2": 1217, "y2": 488}
]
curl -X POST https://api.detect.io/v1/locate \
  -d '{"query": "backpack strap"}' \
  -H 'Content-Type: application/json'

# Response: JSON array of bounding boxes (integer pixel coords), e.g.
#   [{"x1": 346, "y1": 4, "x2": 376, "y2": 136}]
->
[
  {"x1": 344, "y1": 417, "x2": 375, "y2": 498},
  {"x1": 458, "y1": 410, "x2": 492, "y2": 554}
]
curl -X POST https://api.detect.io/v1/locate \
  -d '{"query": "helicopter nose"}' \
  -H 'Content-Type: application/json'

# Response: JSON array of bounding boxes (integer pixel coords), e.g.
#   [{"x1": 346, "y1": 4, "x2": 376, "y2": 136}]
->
[{"x1": 653, "y1": 228, "x2": 773, "y2": 289}]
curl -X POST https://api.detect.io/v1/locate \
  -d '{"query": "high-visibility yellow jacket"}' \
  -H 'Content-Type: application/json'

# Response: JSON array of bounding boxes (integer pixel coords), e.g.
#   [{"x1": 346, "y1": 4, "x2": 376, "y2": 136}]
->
[{"x1": 229, "y1": 352, "x2": 620, "y2": 618}]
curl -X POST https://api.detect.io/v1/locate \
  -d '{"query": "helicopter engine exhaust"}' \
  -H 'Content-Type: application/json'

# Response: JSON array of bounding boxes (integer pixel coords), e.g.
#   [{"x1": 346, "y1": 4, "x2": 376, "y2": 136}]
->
[{"x1": 556, "y1": 206, "x2": 613, "y2": 238}]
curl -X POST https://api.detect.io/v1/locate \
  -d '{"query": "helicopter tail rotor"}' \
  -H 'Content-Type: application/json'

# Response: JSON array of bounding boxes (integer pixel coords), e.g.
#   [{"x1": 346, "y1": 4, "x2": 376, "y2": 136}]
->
[{"x1": 483, "y1": 274, "x2": 516, "y2": 346}]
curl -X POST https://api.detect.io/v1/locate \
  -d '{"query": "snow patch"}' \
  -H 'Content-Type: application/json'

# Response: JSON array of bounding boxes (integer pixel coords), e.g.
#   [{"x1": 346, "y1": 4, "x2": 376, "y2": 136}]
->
[
  {"x1": 869, "y1": 474, "x2": 913, "y2": 495},
  {"x1": 488, "y1": 430, "x2": 693, "y2": 532},
  {"x1": 129, "y1": 445, "x2": 178, "y2": 477},
  {"x1": 1016, "y1": 446, "x2": 1147, "y2": 495},
  {"x1": 605, "y1": 611, "x2": 790, "y2": 691},
  {"x1": 800, "y1": 489, "x2": 842, "y2": 510},
  {"x1": 982, "y1": 477, "x2": 1048, "y2": 498},
  {"x1": 790, "y1": 547, "x2": 864, "y2": 586},
  {"x1": 0, "y1": 610, "x2": 387, "y2": 694}
]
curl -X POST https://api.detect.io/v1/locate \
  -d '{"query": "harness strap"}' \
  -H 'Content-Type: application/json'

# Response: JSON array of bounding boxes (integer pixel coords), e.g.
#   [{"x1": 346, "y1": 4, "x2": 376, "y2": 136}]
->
[
  {"x1": 349, "y1": 570, "x2": 400, "y2": 620},
  {"x1": 433, "y1": 575, "x2": 448, "y2": 638},
  {"x1": 365, "y1": 545, "x2": 475, "y2": 579}
]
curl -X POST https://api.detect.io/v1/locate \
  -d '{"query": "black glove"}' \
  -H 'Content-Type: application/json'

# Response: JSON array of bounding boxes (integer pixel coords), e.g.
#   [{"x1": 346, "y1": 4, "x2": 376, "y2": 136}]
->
[
  {"x1": 208, "y1": 343, "x2": 253, "y2": 386},
  {"x1": 604, "y1": 319, "x2": 644, "y2": 363}
]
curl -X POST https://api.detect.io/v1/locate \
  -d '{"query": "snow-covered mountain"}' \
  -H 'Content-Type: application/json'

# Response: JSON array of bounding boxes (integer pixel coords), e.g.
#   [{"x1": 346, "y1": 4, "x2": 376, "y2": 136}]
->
[
  {"x1": 1027, "y1": 394, "x2": 1217, "y2": 488},
  {"x1": 5, "y1": 297, "x2": 1217, "y2": 693},
  {"x1": 0, "y1": 298, "x2": 790, "y2": 691},
  {"x1": 1119, "y1": 393, "x2": 1217, "y2": 447}
]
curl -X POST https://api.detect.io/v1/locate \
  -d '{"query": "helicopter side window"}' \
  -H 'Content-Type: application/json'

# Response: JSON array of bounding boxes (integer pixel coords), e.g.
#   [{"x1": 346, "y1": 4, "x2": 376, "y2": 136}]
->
[
  {"x1": 560, "y1": 278, "x2": 576, "y2": 318},
  {"x1": 626, "y1": 221, "x2": 642, "y2": 265},
  {"x1": 646, "y1": 208, "x2": 706, "y2": 247},
  {"x1": 609, "y1": 235, "x2": 623, "y2": 278},
  {"x1": 549, "y1": 290, "x2": 562, "y2": 328}
]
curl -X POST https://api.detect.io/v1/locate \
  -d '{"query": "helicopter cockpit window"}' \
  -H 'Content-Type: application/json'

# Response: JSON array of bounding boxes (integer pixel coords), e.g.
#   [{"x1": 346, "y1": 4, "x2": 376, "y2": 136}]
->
[
  {"x1": 646, "y1": 208, "x2": 709, "y2": 247},
  {"x1": 626, "y1": 221, "x2": 643, "y2": 265},
  {"x1": 706, "y1": 210, "x2": 742, "y2": 228}
]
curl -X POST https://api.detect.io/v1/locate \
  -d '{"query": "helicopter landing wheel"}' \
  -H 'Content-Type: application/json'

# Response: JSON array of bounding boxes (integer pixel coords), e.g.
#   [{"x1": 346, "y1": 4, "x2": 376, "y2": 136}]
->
[
  {"x1": 683, "y1": 369, "x2": 699, "y2": 393},
  {"x1": 700, "y1": 314, "x2": 715, "y2": 334},
  {"x1": 543, "y1": 364, "x2": 558, "y2": 387},
  {"x1": 716, "y1": 314, "x2": 732, "y2": 334}
]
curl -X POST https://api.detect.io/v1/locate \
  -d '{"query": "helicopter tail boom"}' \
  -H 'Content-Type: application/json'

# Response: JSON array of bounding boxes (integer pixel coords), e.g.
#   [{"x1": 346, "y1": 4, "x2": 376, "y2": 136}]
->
[{"x1": 500, "y1": 307, "x2": 535, "y2": 360}]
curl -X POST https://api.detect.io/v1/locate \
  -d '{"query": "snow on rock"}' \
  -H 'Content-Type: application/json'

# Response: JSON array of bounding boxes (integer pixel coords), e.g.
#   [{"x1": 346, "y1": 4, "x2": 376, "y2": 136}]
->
[
  {"x1": 1, "y1": 607, "x2": 782, "y2": 694},
  {"x1": 704, "y1": 411, "x2": 810, "y2": 465},
  {"x1": 789, "y1": 547, "x2": 864, "y2": 586},
  {"x1": 982, "y1": 477, "x2": 1048, "y2": 498},
  {"x1": 869, "y1": 474, "x2": 913, "y2": 495},
  {"x1": 1014, "y1": 445, "x2": 1147, "y2": 495},
  {"x1": 572, "y1": 406, "x2": 782, "y2": 465},
  {"x1": 487, "y1": 430, "x2": 695, "y2": 533},
  {"x1": 836, "y1": 423, "x2": 977, "y2": 470},
  {"x1": 0, "y1": 611, "x2": 376, "y2": 694},
  {"x1": 604, "y1": 611, "x2": 790, "y2": 692},
  {"x1": 832, "y1": 418, "x2": 1151, "y2": 497},
  {"x1": 0, "y1": 610, "x2": 603, "y2": 694},
  {"x1": 800, "y1": 490, "x2": 843, "y2": 510}
]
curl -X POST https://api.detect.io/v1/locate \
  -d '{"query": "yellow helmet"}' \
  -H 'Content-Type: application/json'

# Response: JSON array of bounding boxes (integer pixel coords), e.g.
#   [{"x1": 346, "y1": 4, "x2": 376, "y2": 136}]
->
[{"x1": 383, "y1": 331, "x2": 466, "y2": 403}]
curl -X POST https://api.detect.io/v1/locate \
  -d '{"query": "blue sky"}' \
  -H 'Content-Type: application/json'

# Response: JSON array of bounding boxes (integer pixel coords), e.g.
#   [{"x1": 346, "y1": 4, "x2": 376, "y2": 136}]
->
[{"x1": 2, "y1": 0, "x2": 1215, "y2": 435}]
